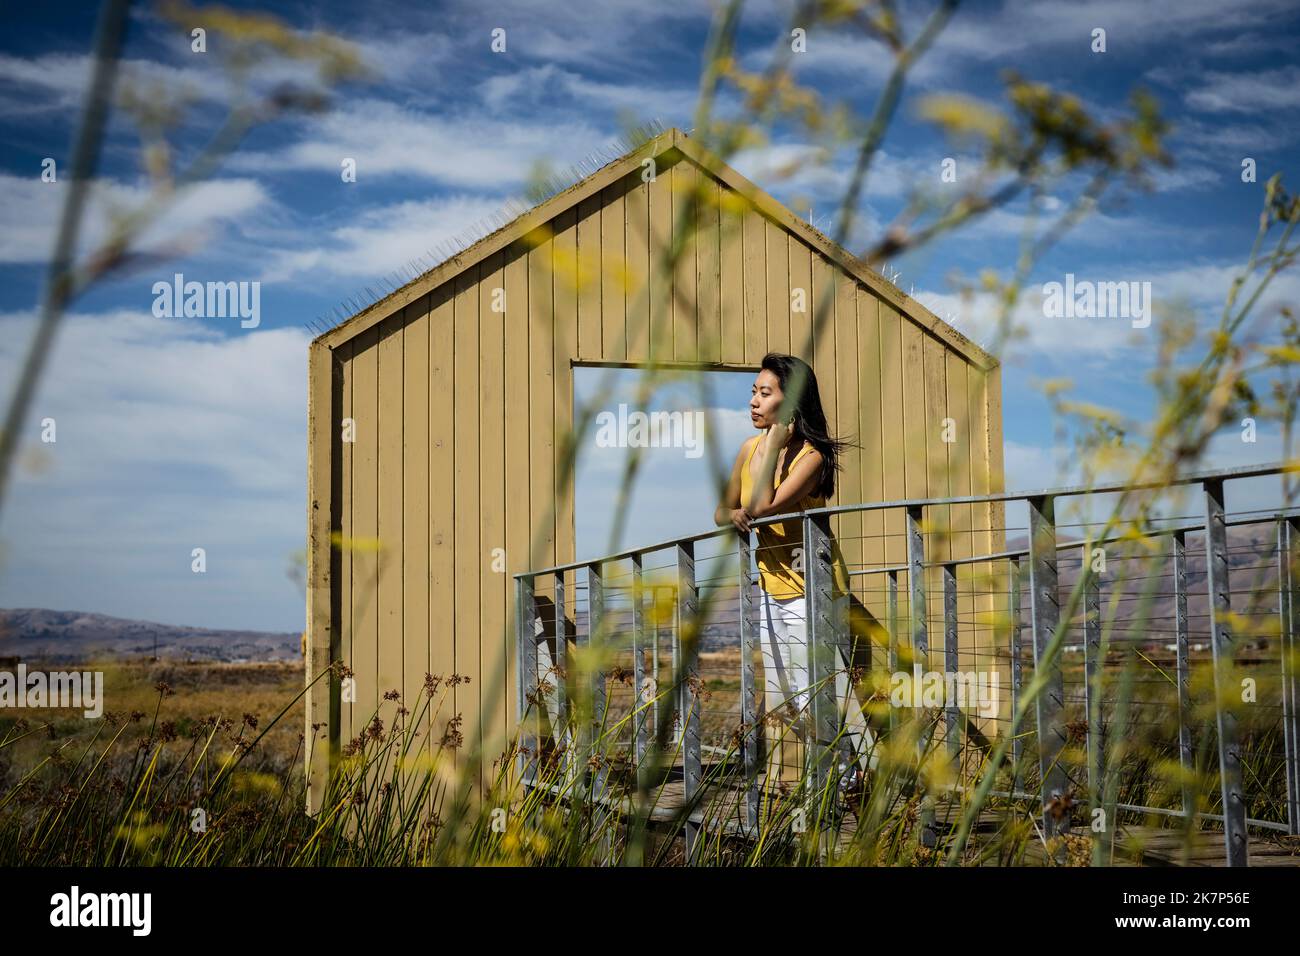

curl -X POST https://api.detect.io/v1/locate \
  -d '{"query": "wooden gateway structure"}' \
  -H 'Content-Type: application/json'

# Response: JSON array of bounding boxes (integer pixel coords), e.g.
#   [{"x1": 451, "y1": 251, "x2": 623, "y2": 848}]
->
[{"x1": 304, "y1": 127, "x2": 1005, "y2": 814}]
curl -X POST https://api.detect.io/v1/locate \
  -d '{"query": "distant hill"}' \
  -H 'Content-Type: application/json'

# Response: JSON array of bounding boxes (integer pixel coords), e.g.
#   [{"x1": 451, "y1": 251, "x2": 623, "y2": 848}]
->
[
  {"x1": 0, "y1": 609, "x2": 302, "y2": 664},
  {"x1": 1006, "y1": 520, "x2": 1282, "y2": 651}
]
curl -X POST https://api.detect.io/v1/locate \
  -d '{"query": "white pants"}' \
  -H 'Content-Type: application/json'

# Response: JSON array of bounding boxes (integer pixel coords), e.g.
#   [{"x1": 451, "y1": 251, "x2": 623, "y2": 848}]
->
[{"x1": 758, "y1": 590, "x2": 876, "y2": 779}]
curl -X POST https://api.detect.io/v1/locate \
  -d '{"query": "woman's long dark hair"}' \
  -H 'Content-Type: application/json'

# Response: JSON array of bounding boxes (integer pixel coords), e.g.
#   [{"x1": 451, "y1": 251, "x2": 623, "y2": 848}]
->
[{"x1": 760, "y1": 352, "x2": 857, "y2": 499}]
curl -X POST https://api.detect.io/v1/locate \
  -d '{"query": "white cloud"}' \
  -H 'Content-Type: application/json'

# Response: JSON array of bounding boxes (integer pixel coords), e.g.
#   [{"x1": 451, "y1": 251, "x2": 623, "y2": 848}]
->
[
  {"x1": 997, "y1": 427, "x2": 1293, "y2": 537},
  {"x1": 916, "y1": 258, "x2": 1300, "y2": 363},
  {"x1": 0, "y1": 52, "x2": 218, "y2": 118},
  {"x1": 0, "y1": 308, "x2": 310, "y2": 630},
  {"x1": 728, "y1": 0, "x2": 1300, "y2": 94},
  {"x1": 730, "y1": 142, "x2": 926, "y2": 200},
  {"x1": 1185, "y1": 66, "x2": 1300, "y2": 114},
  {"x1": 765, "y1": 29, "x2": 946, "y2": 86},
  {"x1": 0, "y1": 37, "x2": 385, "y2": 120},
  {"x1": 937, "y1": 0, "x2": 1298, "y2": 61},
  {"x1": 477, "y1": 62, "x2": 701, "y2": 123},
  {"x1": 1169, "y1": 116, "x2": 1295, "y2": 158},
  {"x1": 258, "y1": 193, "x2": 509, "y2": 284},
  {"x1": 0, "y1": 173, "x2": 271, "y2": 265},
  {"x1": 228, "y1": 98, "x2": 609, "y2": 187},
  {"x1": 441, "y1": 0, "x2": 712, "y2": 69}
]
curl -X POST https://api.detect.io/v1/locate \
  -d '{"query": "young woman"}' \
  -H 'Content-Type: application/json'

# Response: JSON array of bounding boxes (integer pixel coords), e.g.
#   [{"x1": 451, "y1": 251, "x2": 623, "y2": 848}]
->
[{"x1": 714, "y1": 353, "x2": 875, "y2": 790}]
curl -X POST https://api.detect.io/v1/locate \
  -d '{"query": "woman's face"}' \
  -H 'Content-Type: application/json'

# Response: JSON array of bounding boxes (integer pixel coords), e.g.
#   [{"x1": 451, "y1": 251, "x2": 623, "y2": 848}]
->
[{"x1": 749, "y1": 369, "x2": 785, "y2": 429}]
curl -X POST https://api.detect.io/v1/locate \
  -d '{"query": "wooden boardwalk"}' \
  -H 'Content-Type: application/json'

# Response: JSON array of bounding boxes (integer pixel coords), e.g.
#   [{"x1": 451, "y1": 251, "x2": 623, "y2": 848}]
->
[
  {"x1": 533, "y1": 762, "x2": 1300, "y2": 866},
  {"x1": 1114, "y1": 825, "x2": 1300, "y2": 867}
]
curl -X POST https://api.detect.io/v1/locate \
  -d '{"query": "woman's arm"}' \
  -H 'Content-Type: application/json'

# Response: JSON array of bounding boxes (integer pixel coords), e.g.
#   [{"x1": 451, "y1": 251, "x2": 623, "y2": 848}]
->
[
  {"x1": 715, "y1": 439, "x2": 753, "y2": 531},
  {"x1": 746, "y1": 424, "x2": 823, "y2": 519}
]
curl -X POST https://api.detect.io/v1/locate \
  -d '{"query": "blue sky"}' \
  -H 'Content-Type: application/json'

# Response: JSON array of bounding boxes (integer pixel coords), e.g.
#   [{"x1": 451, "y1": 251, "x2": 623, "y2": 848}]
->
[{"x1": 0, "y1": 0, "x2": 1297, "y2": 630}]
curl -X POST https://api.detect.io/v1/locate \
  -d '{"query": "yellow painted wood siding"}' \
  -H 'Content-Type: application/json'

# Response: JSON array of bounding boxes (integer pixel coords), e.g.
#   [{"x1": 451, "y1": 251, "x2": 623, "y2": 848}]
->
[{"x1": 308, "y1": 151, "x2": 1004, "y2": 812}]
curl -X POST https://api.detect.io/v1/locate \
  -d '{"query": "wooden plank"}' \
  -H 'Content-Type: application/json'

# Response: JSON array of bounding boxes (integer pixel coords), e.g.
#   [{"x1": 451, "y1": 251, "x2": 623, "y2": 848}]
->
[
  {"x1": 624, "y1": 176, "x2": 651, "y2": 363},
  {"x1": 552, "y1": 207, "x2": 579, "y2": 774},
  {"x1": 428, "y1": 282, "x2": 456, "y2": 786},
  {"x1": 306, "y1": 340, "x2": 336, "y2": 815},
  {"x1": 922, "y1": 335, "x2": 950, "y2": 629},
  {"x1": 647, "y1": 152, "x2": 673, "y2": 361},
  {"x1": 900, "y1": 321, "x2": 926, "y2": 635},
  {"x1": 453, "y1": 269, "x2": 481, "y2": 786},
  {"x1": 967, "y1": 363, "x2": 998, "y2": 730},
  {"x1": 832, "y1": 271, "x2": 862, "y2": 606},
  {"x1": 527, "y1": 228, "x2": 556, "y2": 573},
  {"x1": 718, "y1": 183, "x2": 745, "y2": 365},
  {"x1": 401, "y1": 296, "x2": 431, "y2": 801},
  {"x1": 696, "y1": 171, "x2": 721, "y2": 364},
  {"x1": 671, "y1": 158, "x2": 698, "y2": 362},
  {"x1": 985, "y1": 363, "x2": 1006, "y2": 551},
  {"x1": 741, "y1": 205, "x2": 767, "y2": 364},
  {"x1": 480, "y1": 250, "x2": 508, "y2": 790},
  {"x1": 553, "y1": 207, "x2": 578, "y2": 572},
  {"x1": 856, "y1": 288, "x2": 884, "y2": 587},
  {"x1": 811, "y1": 250, "x2": 841, "y2": 566},
  {"x1": 765, "y1": 219, "x2": 789, "y2": 355},
  {"x1": 809, "y1": 249, "x2": 835, "y2": 447},
  {"x1": 945, "y1": 353, "x2": 972, "y2": 674},
  {"x1": 350, "y1": 325, "x2": 379, "y2": 752},
  {"x1": 577, "y1": 194, "x2": 603, "y2": 360},
  {"x1": 789, "y1": 238, "x2": 813, "y2": 362},
  {"x1": 377, "y1": 313, "x2": 404, "y2": 754},
  {"x1": 601, "y1": 182, "x2": 627, "y2": 362},
  {"x1": 337, "y1": 341, "x2": 353, "y2": 748},
  {"x1": 504, "y1": 243, "x2": 531, "y2": 754},
  {"x1": 982, "y1": 364, "x2": 1006, "y2": 734},
  {"x1": 878, "y1": 300, "x2": 905, "y2": 577}
]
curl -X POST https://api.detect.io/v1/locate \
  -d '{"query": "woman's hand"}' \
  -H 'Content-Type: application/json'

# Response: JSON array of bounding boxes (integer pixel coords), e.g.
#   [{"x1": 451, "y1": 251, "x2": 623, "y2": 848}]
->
[
  {"x1": 728, "y1": 507, "x2": 752, "y2": 534},
  {"x1": 767, "y1": 420, "x2": 790, "y2": 446}
]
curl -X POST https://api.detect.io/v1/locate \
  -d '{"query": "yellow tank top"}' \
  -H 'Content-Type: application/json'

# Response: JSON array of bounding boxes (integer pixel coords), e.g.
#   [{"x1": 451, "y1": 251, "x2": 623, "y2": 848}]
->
[{"x1": 739, "y1": 435, "x2": 851, "y2": 599}]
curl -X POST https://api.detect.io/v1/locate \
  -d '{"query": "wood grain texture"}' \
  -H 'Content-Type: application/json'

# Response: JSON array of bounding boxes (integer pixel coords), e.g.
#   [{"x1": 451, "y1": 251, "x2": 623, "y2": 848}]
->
[{"x1": 310, "y1": 143, "x2": 1004, "y2": 811}]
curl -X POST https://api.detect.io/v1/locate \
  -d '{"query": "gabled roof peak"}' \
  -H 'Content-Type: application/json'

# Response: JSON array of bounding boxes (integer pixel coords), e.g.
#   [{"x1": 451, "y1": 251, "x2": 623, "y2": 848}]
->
[{"x1": 314, "y1": 125, "x2": 995, "y2": 371}]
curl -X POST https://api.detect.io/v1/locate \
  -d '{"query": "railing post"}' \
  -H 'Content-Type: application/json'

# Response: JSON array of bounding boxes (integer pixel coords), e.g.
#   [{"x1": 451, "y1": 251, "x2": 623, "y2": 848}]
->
[
  {"x1": 887, "y1": 568, "x2": 899, "y2": 733},
  {"x1": 585, "y1": 561, "x2": 609, "y2": 810},
  {"x1": 943, "y1": 562, "x2": 960, "y2": 765},
  {"x1": 803, "y1": 513, "x2": 842, "y2": 815},
  {"x1": 737, "y1": 531, "x2": 760, "y2": 831},
  {"x1": 631, "y1": 554, "x2": 649, "y2": 772},
  {"x1": 515, "y1": 574, "x2": 539, "y2": 790},
  {"x1": 671, "y1": 593, "x2": 682, "y2": 741},
  {"x1": 652, "y1": 584, "x2": 663, "y2": 740},
  {"x1": 1082, "y1": 546, "x2": 1106, "y2": 859},
  {"x1": 1009, "y1": 557, "x2": 1023, "y2": 795},
  {"x1": 1173, "y1": 530, "x2": 1195, "y2": 822},
  {"x1": 1283, "y1": 517, "x2": 1300, "y2": 837},
  {"x1": 905, "y1": 505, "x2": 936, "y2": 847},
  {"x1": 1203, "y1": 478, "x2": 1248, "y2": 866},
  {"x1": 552, "y1": 570, "x2": 572, "y2": 791},
  {"x1": 1027, "y1": 494, "x2": 1069, "y2": 842},
  {"x1": 677, "y1": 540, "x2": 701, "y2": 860}
]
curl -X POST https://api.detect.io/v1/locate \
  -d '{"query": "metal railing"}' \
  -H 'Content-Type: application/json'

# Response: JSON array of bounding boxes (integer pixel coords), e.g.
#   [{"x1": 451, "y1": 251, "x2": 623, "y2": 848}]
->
[{"x1": 514, "y1": 460, "x2": 1299, "y2": 865}]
